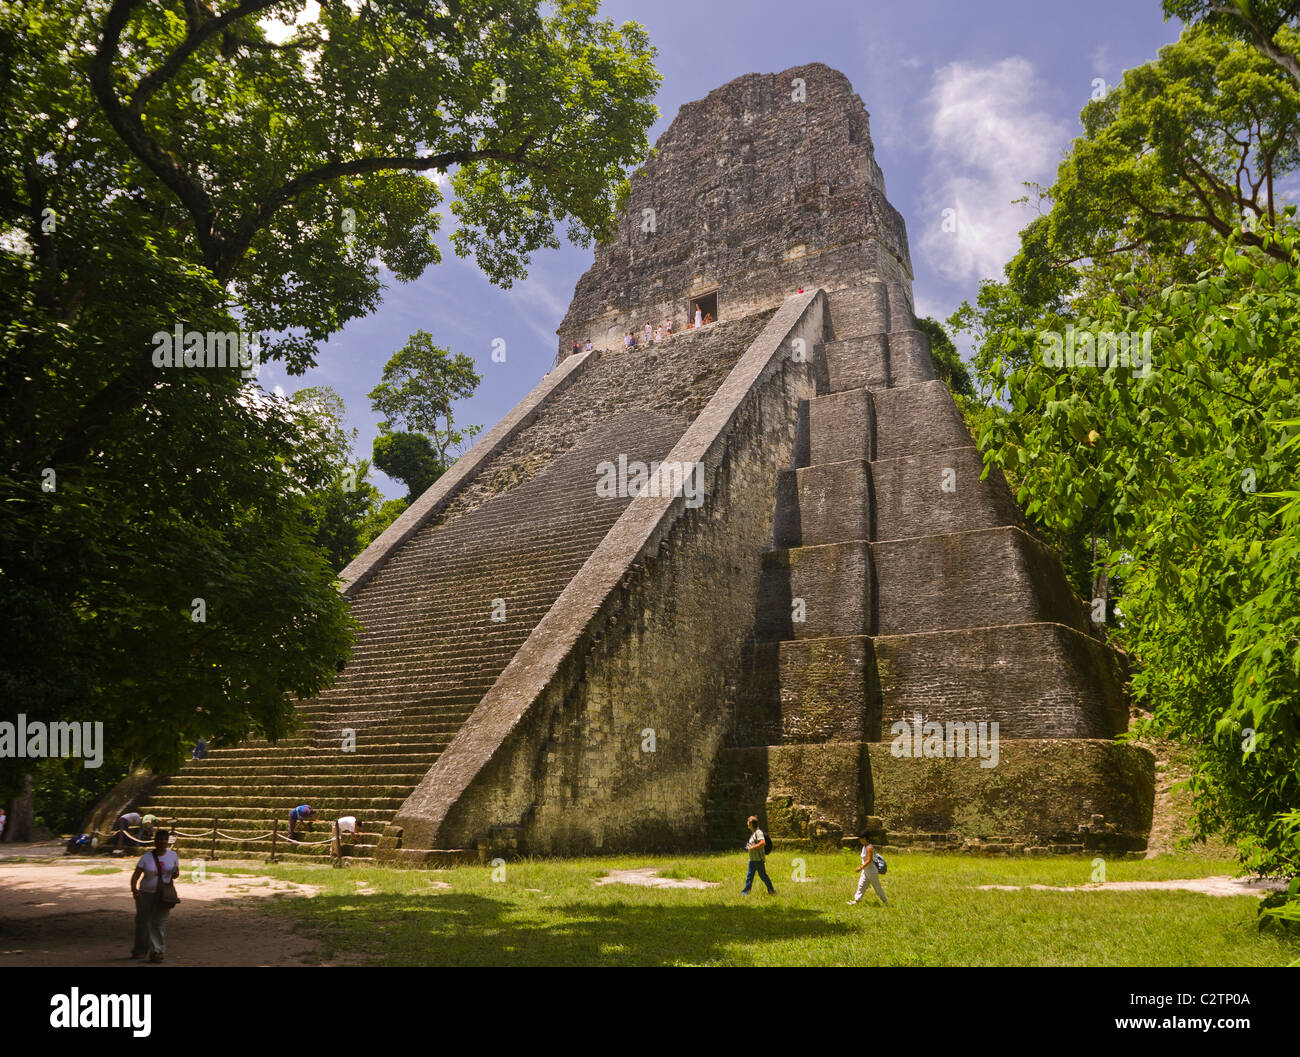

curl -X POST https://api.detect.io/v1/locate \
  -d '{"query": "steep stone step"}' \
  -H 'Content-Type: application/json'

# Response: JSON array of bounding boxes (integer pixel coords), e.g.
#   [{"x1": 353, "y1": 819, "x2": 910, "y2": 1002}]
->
[
  {"x1": 825, "y1": 282, "x2": 911, "y2": 338},
  {"x1": 823, "y1": 329, "x2": 934, "y2": 392}
]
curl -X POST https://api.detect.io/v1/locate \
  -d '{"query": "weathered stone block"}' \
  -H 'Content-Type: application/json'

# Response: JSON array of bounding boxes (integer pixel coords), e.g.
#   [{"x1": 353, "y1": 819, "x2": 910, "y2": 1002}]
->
[
  {"x1": 872, "y1": 379, "x2": 971, "y2": 459},
  {"x1": 884, "y1": 282, "x2": 915, "y2": 331},
  {"x1": 866, "y1": 739, "x2": 1154, "y2": 851},
  {"x1": 711, "y1": 741, "x2": 871, "y2": 841},
  {"x1": 825, "y1": 282, "x2": 890, "y2": 338},
  {"x1": 867, "y1": 445, "x2": 1022, "y2": 541},
  {"x1": 790, "y1": 459, "x2": 871, "y2": 546},
  {"x1": 872, "y1": 622, "x2": 1129, "y2": 738},
  {"x1": 885, "y1": 329, "x2": 936, "y2": 387},
  {"x1": 778, "y1": 635, "x2": 880, "y2": 741},
  {"x1": 870, "y1": 526, "x2": 1088, "y2": 635},
  {"x1": 809, "y1": 388, "x2": 875, "y2": 463},
  {"x1": 824, "y1": 334, "x2": 889, "y2": 392},
  {"x1": 785, "y1": 541, "x2": 872, "y2": 638}
]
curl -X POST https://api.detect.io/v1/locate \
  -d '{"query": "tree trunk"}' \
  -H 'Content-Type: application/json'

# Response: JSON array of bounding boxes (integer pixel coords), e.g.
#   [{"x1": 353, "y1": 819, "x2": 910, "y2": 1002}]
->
[{"x1": 5, "y1": 775, "x2": 35, "y2": 842}]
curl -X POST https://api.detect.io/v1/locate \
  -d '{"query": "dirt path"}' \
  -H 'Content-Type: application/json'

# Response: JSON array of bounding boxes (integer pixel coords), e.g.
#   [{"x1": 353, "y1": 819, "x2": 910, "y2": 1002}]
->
[{"x1": 0, "y1": 851, "x2": 330, "y2": 967}]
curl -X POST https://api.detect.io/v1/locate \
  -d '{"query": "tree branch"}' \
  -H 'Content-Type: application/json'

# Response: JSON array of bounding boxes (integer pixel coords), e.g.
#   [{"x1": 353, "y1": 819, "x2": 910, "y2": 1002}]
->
[
  {"x1": 131, "y1": 0, "x2": 280, "y2": 114},
  {"x1": 90, "y1": 0, "x2": 224, "y2": 269},
  {"x1": 1209, "y1": 0, "x2": 1300, "y2": 86}
]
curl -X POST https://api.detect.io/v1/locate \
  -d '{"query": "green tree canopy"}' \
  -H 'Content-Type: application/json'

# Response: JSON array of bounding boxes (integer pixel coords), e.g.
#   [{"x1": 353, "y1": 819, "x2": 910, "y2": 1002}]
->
[
  {"x1": 0, "y1": 0, "x2": 659, "y2": 786},
  {"x1": 951, "y1": 27, "x2": 1300, "y2": 383},
  {"x1": 368, "y1": 330, "x2": 483, "y2": 466},
  {"x1": 916, "y1": 316, "x2": 974, "y2": 398},
  {"x1": 292, "y1": 387, "x2": 403, "y2": 571},
  {"x1": 1165, "y1": 0, "x2": 1300, "y2": 86},
  {"x1": 948, "y1": 26, "x2": 1300, "y2": 879},
  {"x1": 372, "y1": 430, "x2": 444, "y2": 504}
]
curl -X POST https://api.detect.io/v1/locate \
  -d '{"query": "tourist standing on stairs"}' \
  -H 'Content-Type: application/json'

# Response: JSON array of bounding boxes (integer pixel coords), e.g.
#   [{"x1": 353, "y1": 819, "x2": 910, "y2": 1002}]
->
[
  {"x1": 130, "y1": 829, "x2": 180, "y2": 962},
  {"x1": 848, "y1": 833, "x2": 888, "y2": 906},
  {"x1": 742, "y1": 815, "x2": 776, "y2": 895}
]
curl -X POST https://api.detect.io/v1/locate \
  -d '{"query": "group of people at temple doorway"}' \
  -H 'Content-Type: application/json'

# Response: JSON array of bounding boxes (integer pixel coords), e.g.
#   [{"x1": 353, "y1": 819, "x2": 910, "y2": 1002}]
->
[
  {"x1": 567, "y1": 302, "x2": 719, "y2": 359},
  {"x1": 621, "y1": 305, "x2": 714, "y2": 349}
]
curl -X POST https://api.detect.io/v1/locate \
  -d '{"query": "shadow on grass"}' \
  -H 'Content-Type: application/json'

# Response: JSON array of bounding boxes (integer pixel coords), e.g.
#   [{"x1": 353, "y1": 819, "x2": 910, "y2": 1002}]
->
[{"x1": 298, "y1": 893, "x2": 850, "y2": 966}]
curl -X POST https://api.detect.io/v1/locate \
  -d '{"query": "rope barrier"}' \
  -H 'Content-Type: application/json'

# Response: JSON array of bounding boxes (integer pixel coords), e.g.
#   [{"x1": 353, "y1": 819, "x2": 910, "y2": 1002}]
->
[
  {"x1": 282, "y1": 832, "x2": 336, "y2": 846},
  {"x1": 88, "y1": 819, "x2": 360, "y2": 850}
]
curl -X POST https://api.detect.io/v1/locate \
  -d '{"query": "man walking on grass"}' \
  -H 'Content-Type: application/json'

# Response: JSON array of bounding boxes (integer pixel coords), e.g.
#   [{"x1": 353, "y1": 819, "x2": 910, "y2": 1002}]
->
[
  {"x1": 848, "y1": 832, "x2": 888, "y2": 906},
  {"x1": 742, "y1": 815, "x2": 776, "y2": 895}
]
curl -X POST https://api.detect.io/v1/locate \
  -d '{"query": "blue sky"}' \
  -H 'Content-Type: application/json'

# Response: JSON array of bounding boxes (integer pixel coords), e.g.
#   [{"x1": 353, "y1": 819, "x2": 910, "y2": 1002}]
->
[{"x1": 260, "y1": 0, "x2": 1185, "y2": 499}]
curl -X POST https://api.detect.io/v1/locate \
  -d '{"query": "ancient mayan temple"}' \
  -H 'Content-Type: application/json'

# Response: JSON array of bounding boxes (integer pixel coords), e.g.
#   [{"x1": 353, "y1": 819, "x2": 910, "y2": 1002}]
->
[{"x1": 132, "y1": 63, "x2": 1153, "y2": 861}]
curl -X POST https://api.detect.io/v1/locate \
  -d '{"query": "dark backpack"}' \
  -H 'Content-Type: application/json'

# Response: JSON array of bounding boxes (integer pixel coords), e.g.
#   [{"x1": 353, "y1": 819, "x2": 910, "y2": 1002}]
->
[
  {"x1": 763, "y1": 833, "x2": 773, "y2": 856},
  {"x1": 872, "y1": 852, "x2": 886, "y2": 874}
]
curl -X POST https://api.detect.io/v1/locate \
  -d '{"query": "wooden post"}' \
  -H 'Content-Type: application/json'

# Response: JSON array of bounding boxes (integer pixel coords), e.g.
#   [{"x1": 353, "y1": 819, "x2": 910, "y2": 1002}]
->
[
  {"x1": 269, "y1": 818, "x2": 279, "y2": 863},
  {"x1": 209, "y1": 817, "x2": 218, "y2": 861},
  {"x1": 330, "y1": 820, "x2": 342, "y2": 868}
]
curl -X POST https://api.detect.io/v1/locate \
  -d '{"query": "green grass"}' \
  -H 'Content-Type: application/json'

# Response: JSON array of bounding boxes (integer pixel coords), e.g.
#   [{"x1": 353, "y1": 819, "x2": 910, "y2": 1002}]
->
[
  {"x1": 204, "y1": 851, "x2": 1299, "y2": 966},
  {"x1": 78, "y1": 866, "x2": 124, "y2": 875}
]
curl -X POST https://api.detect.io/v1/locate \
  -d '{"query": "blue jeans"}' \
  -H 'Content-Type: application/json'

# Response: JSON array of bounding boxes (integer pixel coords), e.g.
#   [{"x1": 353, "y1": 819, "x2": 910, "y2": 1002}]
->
[{"x1": 743, "y1": 859, "x2": 775, "y2": 893}]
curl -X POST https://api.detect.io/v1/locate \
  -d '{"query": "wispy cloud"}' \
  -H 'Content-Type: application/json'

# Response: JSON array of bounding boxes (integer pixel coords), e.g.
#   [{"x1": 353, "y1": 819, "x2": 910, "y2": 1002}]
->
[{"x1": 918, "y1": 57, "x2": 1067, "y2": 285}]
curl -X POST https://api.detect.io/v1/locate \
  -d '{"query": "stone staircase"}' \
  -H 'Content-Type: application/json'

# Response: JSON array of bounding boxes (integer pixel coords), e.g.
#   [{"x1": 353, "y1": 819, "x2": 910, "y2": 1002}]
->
[
  {"x1": 142, "y1": 410, "x2": 686, "y2": 860},
  {"x1": 711, "y1": 280, "x2": 1142, "y2": 852}
]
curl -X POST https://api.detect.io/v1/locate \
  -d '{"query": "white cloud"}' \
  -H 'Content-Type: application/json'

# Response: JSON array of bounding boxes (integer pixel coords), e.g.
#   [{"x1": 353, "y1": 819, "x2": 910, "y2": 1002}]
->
[
  {"x1": 918, "y1": 57, "x2": 1067, "y2": 285},
  {"x1": 1091, "y1": 43, "x2": 1112, "y2": 76}
]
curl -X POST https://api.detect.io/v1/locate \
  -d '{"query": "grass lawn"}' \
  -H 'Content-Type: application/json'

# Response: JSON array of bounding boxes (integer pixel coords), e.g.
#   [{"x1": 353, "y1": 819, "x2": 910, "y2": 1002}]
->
[{"x1": 206, "y1": 849, "x2": 1299, "y2": 966}]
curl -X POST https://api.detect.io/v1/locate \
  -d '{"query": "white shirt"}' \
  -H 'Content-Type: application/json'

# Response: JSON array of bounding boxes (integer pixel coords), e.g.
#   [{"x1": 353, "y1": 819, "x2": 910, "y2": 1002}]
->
[
  {"x1": 136, "y1": 849, "x2": 180, "y2": 893},
  {"x1": 337, "y1": 816, "x2": 358, "y2": 834},
  {"x1": 694, "y1": 310, "x2": 703, "y2": 326}
]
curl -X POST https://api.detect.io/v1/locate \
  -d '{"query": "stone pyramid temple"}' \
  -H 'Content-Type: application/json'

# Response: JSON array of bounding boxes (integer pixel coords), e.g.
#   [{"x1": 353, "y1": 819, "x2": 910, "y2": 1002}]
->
[{"x1": 135, "y1": 63, "x2": 1153, "y2": 862}]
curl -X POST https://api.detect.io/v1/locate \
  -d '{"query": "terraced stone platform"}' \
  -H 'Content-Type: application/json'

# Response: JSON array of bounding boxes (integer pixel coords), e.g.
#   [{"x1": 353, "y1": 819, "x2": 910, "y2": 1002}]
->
[
  {"x1": 139, "y1": 319, "x2": 768, "y2": 860},
  {"x1": 96, "y1": 62, "x2": 1153, "y2": 863}
]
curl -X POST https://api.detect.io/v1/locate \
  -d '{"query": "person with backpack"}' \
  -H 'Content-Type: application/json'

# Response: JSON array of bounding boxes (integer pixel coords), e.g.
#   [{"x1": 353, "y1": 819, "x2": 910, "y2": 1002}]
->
[
  {"x1": 848, "y1": 832, "x2": 888, "y2": 906},
  {"x1": 130, "y1": 829, "x2": 180, "y2": 962},
  {"x1": 741, "y1": 815, "x2": 776, "y2": 895}
]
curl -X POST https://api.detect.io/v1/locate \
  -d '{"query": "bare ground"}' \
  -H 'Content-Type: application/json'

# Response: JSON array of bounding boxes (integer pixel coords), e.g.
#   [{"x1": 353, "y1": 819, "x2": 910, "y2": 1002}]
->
[
  {"x1": 976, "y1": 876, "x2": 1286, "y2": 897},
  {"x1": 0, "y1": 847, "x2": 334, "y2": 967},
  {"x1": 594, "y1": 867, "x2": 719, "y2": 889}
]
